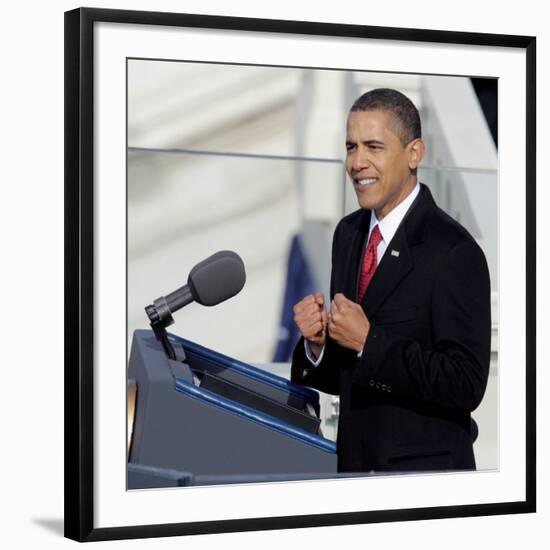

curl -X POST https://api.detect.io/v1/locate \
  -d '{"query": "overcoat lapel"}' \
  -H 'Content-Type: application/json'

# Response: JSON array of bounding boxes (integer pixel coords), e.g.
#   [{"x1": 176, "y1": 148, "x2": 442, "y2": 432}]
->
[
  {"x1": 359, "y1": 184, "x2": 434, "y2": 317},
  {"x1": 360, "y1": 228, "x2": 413, "y2": 317},
  {"x1": 343, "y1": 209, "x2": 372, "y2": 300}
]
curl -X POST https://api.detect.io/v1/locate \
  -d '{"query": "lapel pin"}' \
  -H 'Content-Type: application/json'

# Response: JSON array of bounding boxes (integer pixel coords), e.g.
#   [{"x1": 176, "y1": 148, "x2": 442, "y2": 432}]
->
[{"x1": 391, "y1": 250, "x2": 400, "y2": 257}]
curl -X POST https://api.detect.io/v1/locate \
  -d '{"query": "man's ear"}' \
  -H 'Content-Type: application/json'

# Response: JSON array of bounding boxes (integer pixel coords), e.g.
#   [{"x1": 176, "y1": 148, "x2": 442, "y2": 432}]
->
[{"x1": 408, "y1": 139, "x2": 425, "y2": 170}]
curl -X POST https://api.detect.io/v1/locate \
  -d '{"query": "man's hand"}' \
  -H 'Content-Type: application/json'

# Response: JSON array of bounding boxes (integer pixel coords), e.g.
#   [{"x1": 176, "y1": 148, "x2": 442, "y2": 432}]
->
[
  {"x1": 328, "y1": 293, "x2": 371, "y2": 353},
  {"x1": 293, "y1": 293, "x2": 328, "y2": 358}
]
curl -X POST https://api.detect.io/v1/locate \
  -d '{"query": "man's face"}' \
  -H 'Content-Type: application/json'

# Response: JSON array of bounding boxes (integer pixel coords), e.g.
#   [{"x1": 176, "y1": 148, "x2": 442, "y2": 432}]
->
[{"x1": 345, "y1": 109, "x2": 422, "y2": 220}]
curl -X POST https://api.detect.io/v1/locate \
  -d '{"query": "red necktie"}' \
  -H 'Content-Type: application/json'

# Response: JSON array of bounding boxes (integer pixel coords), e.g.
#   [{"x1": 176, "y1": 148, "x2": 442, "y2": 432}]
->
[{"x1": 357, "y1": 224, "x2": 382, "y2": 302}]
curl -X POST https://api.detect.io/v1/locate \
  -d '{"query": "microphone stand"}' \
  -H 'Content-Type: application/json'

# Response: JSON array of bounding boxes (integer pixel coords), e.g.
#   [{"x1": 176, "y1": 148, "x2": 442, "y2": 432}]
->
[{"x1": 145, "y1": 301, "x2": 177, "y2": 361}]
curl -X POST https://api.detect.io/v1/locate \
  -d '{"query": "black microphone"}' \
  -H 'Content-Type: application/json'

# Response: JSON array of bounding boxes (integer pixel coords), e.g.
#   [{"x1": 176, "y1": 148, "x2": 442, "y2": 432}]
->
[{"x1": 145, "y1": 250, "x2": 246, "y2": 328}]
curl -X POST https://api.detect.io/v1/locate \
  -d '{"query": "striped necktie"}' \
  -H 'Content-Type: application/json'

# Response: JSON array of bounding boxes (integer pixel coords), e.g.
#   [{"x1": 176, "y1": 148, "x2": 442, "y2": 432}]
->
[{"x1": 357, "y1": 224, "x2": 382, "y2": 302}]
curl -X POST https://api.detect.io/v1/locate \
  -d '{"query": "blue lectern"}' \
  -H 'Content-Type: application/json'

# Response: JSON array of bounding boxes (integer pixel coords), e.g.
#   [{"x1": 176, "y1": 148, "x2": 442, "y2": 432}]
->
[{"x1": 127, "y1": 330, "x2": 337, "y2": 488}]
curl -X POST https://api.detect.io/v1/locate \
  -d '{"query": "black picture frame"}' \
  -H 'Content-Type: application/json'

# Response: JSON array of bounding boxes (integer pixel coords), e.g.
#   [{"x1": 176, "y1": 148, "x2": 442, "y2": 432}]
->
[{"x1": 64, "y1": 7, "x2": 536, "y2": 542}]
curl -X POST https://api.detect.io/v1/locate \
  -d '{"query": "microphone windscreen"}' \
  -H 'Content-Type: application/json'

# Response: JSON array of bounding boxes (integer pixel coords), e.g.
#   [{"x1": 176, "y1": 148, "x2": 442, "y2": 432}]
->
[{"x1": 188, "y1": 251, "x2": 246, "y2": 306}]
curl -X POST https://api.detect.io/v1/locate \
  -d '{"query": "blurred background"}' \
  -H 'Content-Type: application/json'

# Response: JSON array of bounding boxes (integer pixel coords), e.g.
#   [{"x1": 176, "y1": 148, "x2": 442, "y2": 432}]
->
[{"x1": 127, "y1": 60, "x2": 498, "y2": 470}]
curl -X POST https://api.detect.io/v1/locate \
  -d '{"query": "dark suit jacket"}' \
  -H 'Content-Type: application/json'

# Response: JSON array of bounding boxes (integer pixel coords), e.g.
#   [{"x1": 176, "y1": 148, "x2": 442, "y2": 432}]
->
[{"x1": 291, "y1": 184, "x2": 491, "y2": 472}]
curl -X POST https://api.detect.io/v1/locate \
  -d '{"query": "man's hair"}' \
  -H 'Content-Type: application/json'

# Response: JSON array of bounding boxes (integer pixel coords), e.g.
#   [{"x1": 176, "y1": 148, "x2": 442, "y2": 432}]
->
[{"x1": 350, "y1": 88, "x2": 421, "y2": 146}]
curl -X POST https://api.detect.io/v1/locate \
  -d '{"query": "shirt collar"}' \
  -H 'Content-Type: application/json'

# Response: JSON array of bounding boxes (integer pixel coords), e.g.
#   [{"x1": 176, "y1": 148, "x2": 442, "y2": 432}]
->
[{"x1": 368, "y1": 182, "x2": 421, "y2": 244}]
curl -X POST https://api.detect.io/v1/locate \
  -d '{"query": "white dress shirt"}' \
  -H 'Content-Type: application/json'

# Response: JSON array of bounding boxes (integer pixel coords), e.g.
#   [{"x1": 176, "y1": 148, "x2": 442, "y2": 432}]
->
[{"x1": 305, "y1": 183, "x2": 420, "y2": 366}]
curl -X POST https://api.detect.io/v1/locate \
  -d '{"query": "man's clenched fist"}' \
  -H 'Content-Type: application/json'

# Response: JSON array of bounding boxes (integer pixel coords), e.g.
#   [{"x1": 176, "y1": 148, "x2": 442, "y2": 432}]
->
[
  {"x1": 328, "y1": 293, "x2": 370, "y2": 353},
  {"x1": 293, "y1": 293, "x2": 328, "y2": 358}
]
